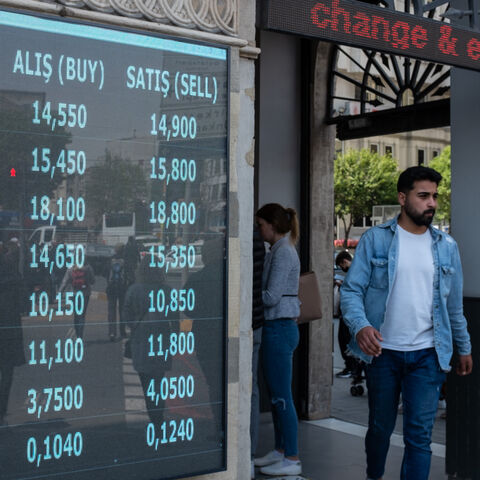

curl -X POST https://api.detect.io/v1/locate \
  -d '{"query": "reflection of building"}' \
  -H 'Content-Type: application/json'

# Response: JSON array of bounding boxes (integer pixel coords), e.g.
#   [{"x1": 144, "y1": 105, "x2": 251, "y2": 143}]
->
[
  {"x1": 201, "y1": 156, "x2": 227, "y2": 233},
  {"x1": 0, "y1": 89, "x2": 69, "y2": 221},
  {"x1": 102, "y1": 134, "x2": 228, "y2": 240},
  {"x1": 106, "y1": 134, "x2": 156, "y2": 166},
  {"x1": 83, "y1": 137, "x2": 154, "y2": 236},
  {"x1": 0, "y1": 89, "x2": 45, "y2": 110}
]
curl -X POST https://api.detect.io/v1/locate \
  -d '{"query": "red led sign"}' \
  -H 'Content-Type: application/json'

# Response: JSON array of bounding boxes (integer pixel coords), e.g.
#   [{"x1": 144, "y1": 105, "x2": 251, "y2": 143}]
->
[{"x1": 263, "y1": 0, "x2": 480, "y2": 71}]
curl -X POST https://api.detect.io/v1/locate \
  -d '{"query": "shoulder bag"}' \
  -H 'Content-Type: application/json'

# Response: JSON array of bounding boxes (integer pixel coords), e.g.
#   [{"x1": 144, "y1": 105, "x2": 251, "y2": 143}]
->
[{"x1": 297, "y1": 271, "x2": 323, "y2": 324}]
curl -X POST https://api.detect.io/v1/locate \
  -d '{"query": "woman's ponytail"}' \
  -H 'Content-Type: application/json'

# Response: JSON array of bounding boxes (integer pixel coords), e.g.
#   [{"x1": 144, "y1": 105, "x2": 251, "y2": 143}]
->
[{"x1": 285, "y1": 207, "x2": 299, "y2": 245}]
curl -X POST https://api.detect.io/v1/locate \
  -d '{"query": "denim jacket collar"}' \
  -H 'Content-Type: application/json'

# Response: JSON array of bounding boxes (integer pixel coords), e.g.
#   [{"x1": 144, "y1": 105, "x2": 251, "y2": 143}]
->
[
  {"x1": 379, "y1": 215, "x2": 441, "y2": 244},
  {"x1": 340, "y1": 214, "x2": 471, "y2": 372}
]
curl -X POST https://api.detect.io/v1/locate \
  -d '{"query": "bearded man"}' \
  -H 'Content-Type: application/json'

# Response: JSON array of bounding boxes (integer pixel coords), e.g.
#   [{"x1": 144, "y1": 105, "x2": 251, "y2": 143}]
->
[{"x1": 340, "y1": 166, "x2": 472, "y2": 480}]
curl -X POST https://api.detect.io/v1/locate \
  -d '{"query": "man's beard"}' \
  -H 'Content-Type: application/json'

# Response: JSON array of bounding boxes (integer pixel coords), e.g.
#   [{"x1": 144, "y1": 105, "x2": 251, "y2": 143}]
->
[{"x1": 404, "y1": 201, "x2": 435, "y2": 226}]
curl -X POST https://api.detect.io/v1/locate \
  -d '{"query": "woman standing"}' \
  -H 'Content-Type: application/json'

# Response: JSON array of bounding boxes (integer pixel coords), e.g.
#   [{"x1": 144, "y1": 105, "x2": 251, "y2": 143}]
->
[{"x1": 253, "y1": 203, "x2": 301, "y2": 477}]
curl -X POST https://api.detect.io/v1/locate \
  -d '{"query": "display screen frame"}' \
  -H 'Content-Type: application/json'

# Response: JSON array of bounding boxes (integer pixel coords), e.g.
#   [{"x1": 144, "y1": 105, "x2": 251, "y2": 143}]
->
[{"x1": 0, "y1": 6, "x2": 230, "y2": 479}]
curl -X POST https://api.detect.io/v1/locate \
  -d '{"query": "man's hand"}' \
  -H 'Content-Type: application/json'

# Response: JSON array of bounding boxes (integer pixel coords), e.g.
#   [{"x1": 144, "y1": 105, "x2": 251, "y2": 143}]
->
[
  {"x1": 456, "y1": 354, "x2": 473, "y2": 376},
  {"x1": 356, "y1": 326, "x2": 383, "y2": 357}
]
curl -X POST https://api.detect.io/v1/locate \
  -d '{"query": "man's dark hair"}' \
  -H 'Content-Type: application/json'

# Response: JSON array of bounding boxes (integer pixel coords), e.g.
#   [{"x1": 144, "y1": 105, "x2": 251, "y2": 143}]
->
[
  {"x1": 397, "y1": 166, "x2": 442, "y2": 193},
  {"x1": 335, "y1": 250, "x2": 352, "y2": 266}
]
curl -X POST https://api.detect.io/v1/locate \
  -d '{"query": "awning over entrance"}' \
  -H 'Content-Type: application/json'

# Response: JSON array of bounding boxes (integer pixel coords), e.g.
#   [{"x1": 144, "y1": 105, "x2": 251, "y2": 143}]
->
[{"x1": 333, "y1": 98, "x2": 449, "y2": 139}]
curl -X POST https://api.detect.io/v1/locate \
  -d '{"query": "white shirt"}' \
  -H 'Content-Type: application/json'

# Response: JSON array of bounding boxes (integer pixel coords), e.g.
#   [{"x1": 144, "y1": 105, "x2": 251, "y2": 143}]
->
[{"x1": 381, "y1": 225, "x2": 434, "y2": 351}]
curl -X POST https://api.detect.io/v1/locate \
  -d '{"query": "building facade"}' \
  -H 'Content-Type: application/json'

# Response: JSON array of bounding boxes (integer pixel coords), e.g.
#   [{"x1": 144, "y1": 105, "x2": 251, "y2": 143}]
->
[{"x1": 1, "y1": 0, "x2": 479, "y2": 478}]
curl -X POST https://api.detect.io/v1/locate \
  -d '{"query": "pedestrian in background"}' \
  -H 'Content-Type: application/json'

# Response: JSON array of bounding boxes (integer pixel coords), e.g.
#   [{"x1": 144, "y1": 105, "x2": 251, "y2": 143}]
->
[
  {"x1": 123, "y1": 256, "x2": 175, "y2": 428},
  {"x1": 59, "y1": 263, "x2": 95, "y2": 339},
  {"x1": 0, "y1": 240, "x2": 25, "y2": 426},
  {"x1": 253, "y1": 203, "x2": 302, "y2": 477},
  {"x1": 334, "y1": 250, "x2": 356, "y2": 378},
  {"x1": 341, "y1": 166, "x2": 472, "y2": 480},
  {"x1": 106, "y1": 244, "x2": 127, "y2": 341}
]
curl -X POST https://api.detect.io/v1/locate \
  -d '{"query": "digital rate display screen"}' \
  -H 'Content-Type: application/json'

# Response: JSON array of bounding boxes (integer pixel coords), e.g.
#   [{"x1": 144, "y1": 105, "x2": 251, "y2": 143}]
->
[
  {"x1": 0, "y1": 9, "x2": 228, "y2": 480},
  {"x1": 263, "y1": 0, "x2": 480, "y2": 72}
]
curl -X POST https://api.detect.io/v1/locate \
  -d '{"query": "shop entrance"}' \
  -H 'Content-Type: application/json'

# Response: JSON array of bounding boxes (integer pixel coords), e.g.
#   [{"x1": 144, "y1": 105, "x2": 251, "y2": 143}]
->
[{"x1": 256, "y1": 0, "x2": 480, "y2": 476}]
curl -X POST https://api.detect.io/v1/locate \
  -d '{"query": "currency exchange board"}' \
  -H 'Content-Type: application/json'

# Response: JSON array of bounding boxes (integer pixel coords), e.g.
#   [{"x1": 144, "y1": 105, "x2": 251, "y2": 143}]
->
[{"x1": 0, "y1": 8, "x2": 228, "y2": 479}]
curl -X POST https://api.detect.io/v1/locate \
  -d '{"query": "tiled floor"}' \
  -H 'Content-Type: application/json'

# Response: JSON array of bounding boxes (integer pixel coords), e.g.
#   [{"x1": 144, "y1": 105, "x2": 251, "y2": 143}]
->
[
  {"x1": 255, "y1": 414, "x2": 447, "y2": 479},
  {"x1": 253, "y1": 318, "x2": 448, "y2": 479}
]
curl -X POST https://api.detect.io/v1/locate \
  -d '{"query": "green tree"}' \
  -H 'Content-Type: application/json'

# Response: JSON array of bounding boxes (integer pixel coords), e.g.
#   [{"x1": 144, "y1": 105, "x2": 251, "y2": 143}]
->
[
  {"x1": 86, "y1": 151, "x2": 147, "y2": 226},
  {"x1": 429, "y1": 146, "x2": 450, "y2": 225},
  {"x1": 334, "y1": 148, "x2": 398, "y2": 246}
]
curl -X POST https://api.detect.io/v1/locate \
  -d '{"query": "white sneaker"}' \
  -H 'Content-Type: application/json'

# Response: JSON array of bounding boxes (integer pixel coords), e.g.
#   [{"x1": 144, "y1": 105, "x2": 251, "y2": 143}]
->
[
  {"x1": 253, "y1": 450, "x2": 284, "y2": 467},
  {"x1": 260, "y1": 459, "x2": 302, "y2": 476}
]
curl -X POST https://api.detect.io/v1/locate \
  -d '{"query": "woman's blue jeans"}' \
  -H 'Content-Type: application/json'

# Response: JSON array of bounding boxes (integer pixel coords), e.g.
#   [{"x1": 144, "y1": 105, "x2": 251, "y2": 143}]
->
[
  {"x1": 262, "y1": 319, "x2": 299, "y2": 457},
  {"x1": 365, "y1": 348, "x2": 446, "y2": 480}
]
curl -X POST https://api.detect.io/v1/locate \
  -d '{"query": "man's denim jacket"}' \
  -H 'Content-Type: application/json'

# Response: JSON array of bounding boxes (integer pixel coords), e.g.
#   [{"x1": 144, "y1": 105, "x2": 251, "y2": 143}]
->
[{"x1": 340, "y1": 216, "x2": 471, "y2": 372}]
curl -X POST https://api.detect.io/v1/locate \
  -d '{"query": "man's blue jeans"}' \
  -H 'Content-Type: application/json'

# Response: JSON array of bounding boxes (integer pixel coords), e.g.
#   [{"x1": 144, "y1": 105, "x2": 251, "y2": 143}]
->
[
  {"x1": 365, "y1": 348, "x2": 445, "y2": 480},
  {"x1": 262, "y1": 319, "x2": 299, "y2": 457}
]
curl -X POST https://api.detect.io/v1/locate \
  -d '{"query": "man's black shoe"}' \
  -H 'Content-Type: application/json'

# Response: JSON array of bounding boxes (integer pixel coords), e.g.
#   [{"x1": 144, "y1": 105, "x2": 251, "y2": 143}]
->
[{"x1": 336, "y1": 368, "x2": 353, "y2": 378}]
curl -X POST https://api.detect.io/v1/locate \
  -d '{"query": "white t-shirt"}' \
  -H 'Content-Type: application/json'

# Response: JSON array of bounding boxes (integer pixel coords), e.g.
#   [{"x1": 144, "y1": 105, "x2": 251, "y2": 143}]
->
[{"x1": 380, "y1": 225, "x2": 434, "y2": 351}]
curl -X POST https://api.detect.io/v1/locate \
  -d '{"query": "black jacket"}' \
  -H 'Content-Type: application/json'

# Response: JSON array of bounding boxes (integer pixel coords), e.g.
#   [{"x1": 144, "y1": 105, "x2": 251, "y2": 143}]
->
[{"x1": 252, "y1": 228, "x2": 265, "y2": 330}]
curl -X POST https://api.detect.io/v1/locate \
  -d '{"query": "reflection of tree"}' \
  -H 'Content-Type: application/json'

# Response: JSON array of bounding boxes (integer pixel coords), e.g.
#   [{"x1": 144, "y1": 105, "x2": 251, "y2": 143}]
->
[
  {"x1": 0, "y1": 107, "x2": 70, "y2": 210},
  {"x1": 86, "y1": 151, "x2": 146, "y2": 219}
]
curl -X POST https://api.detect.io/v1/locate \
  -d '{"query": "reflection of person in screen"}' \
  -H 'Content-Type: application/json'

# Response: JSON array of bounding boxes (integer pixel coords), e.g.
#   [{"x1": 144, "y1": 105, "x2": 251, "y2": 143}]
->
[
  {"x1": 106, "y1": 244, "x2": 127, "y2": 341},
  {"x1": 59, "y1": 263, "x2": 95, "y2": 339},
  {"x1": 123, "y1": 257, "x2": 174, "y2": 427},
  {"x1": 24, "y1": 239, "x2": 49, "y2": 306},
  {"x1": 0, "y1": 239, "x2": 25, "y2": 426},
  {"x1": 124, "y1": 236, "x2": 140, "y2": 286},
  {"x1": 183, "y1": 236, "x2": 224, "y2": 436}
]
